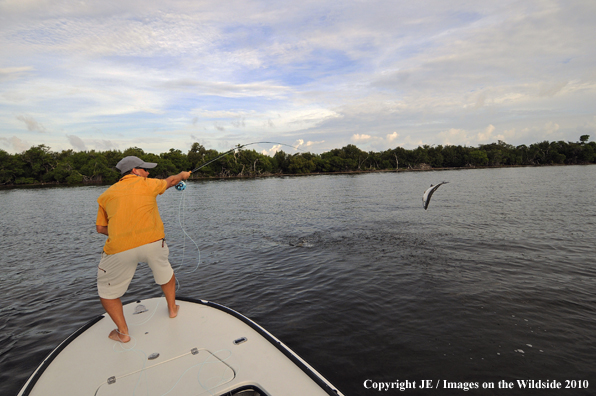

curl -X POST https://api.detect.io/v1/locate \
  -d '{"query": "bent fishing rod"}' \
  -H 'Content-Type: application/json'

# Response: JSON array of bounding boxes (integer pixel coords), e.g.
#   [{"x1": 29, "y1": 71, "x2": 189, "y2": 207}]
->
[{"x1": 175, "y1": 141, "x2": 300, "y2": 190}]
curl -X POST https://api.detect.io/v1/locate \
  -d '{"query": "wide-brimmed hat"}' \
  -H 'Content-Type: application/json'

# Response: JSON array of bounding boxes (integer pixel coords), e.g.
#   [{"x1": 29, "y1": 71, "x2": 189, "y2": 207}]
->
[{"x1": 116, "y1": 156, "x2": 158, "y2": 174}]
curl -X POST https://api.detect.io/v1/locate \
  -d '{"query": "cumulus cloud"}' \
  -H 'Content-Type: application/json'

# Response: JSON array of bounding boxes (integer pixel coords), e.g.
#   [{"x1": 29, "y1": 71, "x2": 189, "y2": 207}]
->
[
  {"x1": 437, "y1": 128, "x2": 470, "y2": 146},
  {"x1": 294, "y1": 139, "x2": 324, "y2": 150},
  {"x1": 544, "y1": 121, "x2": 560, "y2": 136},
  {"x1": 477, "y1": 124, "x2": 496, "y2": 142},
  {"x1": 398, "y1": 135, "x2": 425, "y2": 148},
  {"x1": 351, "y1": 131, "x2": 412, "y2": 148},
  {"x1": 260, "y1": 139, "x2": 323, "y2": 155},
  {"x1": 386, "y1": 132, "x2": 399, "y2": 142},
  {"x1": 352, "y1": 134, "x2": 372, "y2": 142},
  {"x1": 435, "y1": 124, "x2": 528, "y2": 147},
  {"x1": 261, "y1": 144, "x2": 282, "y2": 156},
  {"x1": 304, "y1": 140, "x2": 324, "y2": 148},
  {"x1": 16, "y1": 115, "x2": 46, "y2": 132},
  {"x1": 0, "y1": 136, "x2": 31, "y2": 152},
  {"x1": 436, "y1": 125, "x2": 499, "y2": 147},
  {"x1": 66, "y1": 134, "x2": 87, "y2": 151},
  {"x1": 91, "y1": 139, "x2": 119, "y2": 151}
]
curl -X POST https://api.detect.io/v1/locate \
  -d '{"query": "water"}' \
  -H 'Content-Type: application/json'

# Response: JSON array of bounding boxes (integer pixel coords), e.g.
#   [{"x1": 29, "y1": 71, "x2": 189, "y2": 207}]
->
[{"x1": 1, "y1": 166, "x2": 595, "y2": 395}]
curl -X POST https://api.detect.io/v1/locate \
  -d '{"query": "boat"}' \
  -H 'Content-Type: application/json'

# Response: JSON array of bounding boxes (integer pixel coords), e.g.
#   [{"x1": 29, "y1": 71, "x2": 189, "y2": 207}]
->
[{"x1": 17, "y1": 297, "x2": 344, "y2": 396}]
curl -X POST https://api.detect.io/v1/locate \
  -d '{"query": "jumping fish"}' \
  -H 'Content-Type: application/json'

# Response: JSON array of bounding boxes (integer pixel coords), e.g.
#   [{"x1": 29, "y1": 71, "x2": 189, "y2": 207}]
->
[{"x1": 422, "y1": 182, "x2": 448, "y2": 210}]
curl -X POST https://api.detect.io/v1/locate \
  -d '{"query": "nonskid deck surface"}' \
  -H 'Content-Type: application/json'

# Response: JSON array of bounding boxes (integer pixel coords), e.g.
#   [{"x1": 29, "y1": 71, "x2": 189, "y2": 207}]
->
[{"x1": 18, "y1": 297, "x2": 343, "y2": 396}]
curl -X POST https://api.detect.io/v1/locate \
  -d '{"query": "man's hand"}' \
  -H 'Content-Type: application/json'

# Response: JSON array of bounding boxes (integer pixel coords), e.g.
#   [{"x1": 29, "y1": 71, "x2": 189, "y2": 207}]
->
[
  {"x1": 96, "y1": 225, "x2": 108, "y2": 235},
  {"x1": 165, "y1": 171, "x2": 191, "y2": 189}
]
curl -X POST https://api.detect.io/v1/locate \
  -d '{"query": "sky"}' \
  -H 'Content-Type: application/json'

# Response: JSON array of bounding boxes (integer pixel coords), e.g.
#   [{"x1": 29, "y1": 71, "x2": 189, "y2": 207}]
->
[{"x1": 1, "y1": 0, "x2": 595, "y2": 156}]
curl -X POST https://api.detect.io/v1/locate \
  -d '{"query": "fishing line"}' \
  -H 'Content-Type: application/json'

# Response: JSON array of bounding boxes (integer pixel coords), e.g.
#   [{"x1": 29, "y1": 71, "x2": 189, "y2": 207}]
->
[
  {"x1": 189, "y1": 141, "x2": 302, "y2": 174},
  {"x1": 176, "y1": 189, "x2": 201, "y2": 274},
  {"x1": 172, "y1": 179, "x2": 201, "y2": 293},
  {"x1": 100, "y1": 333, "x2": 150, "y2": 396},
  {"x1": 129, "y1": 299, "x2": 162, "y2": 327},
  {"x1": 173, "y1": 141, "x2": 300, "y2": 279}
]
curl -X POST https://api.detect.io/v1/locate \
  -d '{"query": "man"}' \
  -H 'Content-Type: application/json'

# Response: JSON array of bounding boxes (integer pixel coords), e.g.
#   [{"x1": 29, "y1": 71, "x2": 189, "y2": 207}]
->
[{"x1": 96, "y1": 155, "x2": 191, "y2": 343}]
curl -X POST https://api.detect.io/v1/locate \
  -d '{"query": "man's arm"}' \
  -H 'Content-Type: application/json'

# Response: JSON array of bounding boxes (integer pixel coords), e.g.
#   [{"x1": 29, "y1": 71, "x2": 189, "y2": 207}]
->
[
  {"x1": 165, "y1": 171, "x2": 191, "y2": 189},
  {"x1": 96, "y1": 225, "x2": 108, "y2": 235}
]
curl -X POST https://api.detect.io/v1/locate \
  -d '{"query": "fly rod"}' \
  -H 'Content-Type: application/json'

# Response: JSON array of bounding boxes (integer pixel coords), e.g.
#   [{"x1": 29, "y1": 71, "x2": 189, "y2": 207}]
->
[{"x1": 175, "y1": 141, "x2": 300, "y2": 190}]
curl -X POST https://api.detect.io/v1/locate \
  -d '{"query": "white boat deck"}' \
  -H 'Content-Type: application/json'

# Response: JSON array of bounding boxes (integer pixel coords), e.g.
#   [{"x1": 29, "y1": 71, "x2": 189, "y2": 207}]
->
[{"x1": 18, "y1": 297, "x2": 343, "y2": 396}]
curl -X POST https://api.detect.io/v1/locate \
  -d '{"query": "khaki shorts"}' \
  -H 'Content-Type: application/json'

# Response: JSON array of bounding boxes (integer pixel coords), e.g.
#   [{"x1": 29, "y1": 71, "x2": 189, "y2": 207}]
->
[{"x1": 97, "y1": 240, "x2": 174, "y2": 299}]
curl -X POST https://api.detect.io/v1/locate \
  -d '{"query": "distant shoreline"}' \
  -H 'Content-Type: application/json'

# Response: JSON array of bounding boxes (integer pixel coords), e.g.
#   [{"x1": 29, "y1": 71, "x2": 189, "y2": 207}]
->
[{"x1": 2, "y1": 162, "x2": 592, "y2": 190}]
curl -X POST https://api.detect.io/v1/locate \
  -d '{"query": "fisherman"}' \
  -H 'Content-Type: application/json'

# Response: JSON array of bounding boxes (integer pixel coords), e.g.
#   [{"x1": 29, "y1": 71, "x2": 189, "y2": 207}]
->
[{"x1": 95, "y1": 156, "x2": 191, "y2": 343}]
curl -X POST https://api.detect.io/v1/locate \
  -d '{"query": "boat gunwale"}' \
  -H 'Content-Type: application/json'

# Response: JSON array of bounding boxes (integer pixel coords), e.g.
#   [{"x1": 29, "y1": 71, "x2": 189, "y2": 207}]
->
[
  {"x1": 177, "y1": 296, "x2": 342, "y2": 396},
  {"x1": 18, "y1": 315, "x2": 105, "y2": 396}
]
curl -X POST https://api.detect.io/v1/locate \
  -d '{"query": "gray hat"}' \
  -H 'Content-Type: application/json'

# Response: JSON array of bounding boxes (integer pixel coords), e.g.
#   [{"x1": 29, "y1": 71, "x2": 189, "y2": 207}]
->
[{"x1": 116, "y1": 156, "x2": 158, "y2": 174}]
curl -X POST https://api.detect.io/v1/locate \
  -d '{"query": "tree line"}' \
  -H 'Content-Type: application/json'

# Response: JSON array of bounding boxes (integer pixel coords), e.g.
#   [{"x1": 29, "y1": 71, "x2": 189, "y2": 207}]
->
[{"x1": 0, "y1": 136, "x2": 594, "y2": 186}]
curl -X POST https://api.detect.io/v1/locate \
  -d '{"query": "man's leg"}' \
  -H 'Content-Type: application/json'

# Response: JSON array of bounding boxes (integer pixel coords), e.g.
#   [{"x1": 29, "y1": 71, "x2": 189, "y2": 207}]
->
[
  {"x1": 100, "y1": 297, "x2": 131, "y2": 343},
  {"x1": 161, "y1": 274, "x2": 179, "y2": 318}
]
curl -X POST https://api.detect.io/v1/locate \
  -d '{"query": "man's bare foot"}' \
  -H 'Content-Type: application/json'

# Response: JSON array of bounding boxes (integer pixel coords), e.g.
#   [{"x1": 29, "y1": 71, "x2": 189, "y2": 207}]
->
[
  {"x1": 109, "y1": 329, "x2": 131, "y2": 343},
  {"x1": 169, "y1": 304, "x2": 180, "y2": 318}
]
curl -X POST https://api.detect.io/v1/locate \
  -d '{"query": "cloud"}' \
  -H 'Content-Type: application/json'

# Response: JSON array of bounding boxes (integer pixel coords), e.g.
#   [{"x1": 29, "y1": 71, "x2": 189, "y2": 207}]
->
[
  {"x1": 1, "y1": 1, "x2": 595, "y2": 154},
  {"x1": 575, "y1": 116, "x2": 596, "y2": 138},
  {"x1": 90, "y1": 139, "x2": 119, "y2": 151},
  {"x1": 477, "y1": 124, "x2": 496, "y2": 142},
  {"x1": 303, "y1": 140, "x2": 325, "y2": 148},
  {"x1": 0, "y1": 136, "x2": 31, "y2": 152},
  {"x1": 352, "y1": 134, "x2": 372, "y2": 142},
  {"x1": 386, "y1": 132, "x2": 399, "y2": 142},
  {"x1": 474, "y1": 91, "x2": 487, "y2": 109},
  {"x1": 294, "y1": 139, "x2": 324, "y2": 150},
  {"x1": 66, "y1": 134, "x2": 87, "y2": 151},
  {"x1": 435, "y1": 124, "x2": 529, "y2": 147},
  {"x1": 260, "y1": 139, "x2": 323, "y2": 155},
  {"x1": 231, "y1": 116, "x2": 246, "y2": 128},
  {"x1": 544, "y1": 121, "x2": 560, "y2": 136},
  {"x1": 0, "y1": 66, "x2": 33, "y2": 81},
  {"x1": 16, "y1": 115, "x2": 46, "y2": 132},
  {"x1": 437, "y1": 128, "x2": 470, "y2": 146},
  {"x1": 398, "y1": 135, "x2": 425, "y2": 148},
  {"x1": 539, "y1": 81, "x2": 568, "y2": 97},
  {"x1": 261, "y1": 144, "x2": 282, "y2": 156},
  {"x1": 161, "y1": 80, "x2": 290, "y2": 99}
]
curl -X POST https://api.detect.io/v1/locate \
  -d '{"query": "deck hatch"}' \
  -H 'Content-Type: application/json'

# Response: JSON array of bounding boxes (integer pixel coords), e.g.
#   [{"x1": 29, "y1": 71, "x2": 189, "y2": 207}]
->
[{"x1": 96, "y1": 349, "x2": 235, "y2": 395}]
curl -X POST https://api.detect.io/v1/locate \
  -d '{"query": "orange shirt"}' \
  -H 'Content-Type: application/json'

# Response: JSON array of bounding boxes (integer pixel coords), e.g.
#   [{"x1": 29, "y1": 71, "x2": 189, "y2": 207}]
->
[{"x1": 96, "y1": 175, "x2": 168, "y2": 254}]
